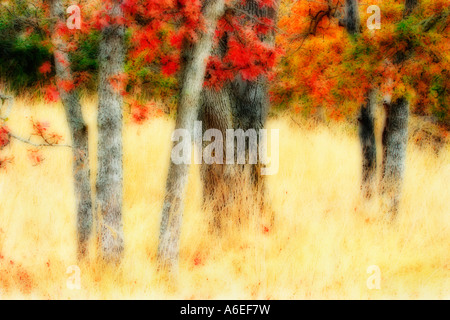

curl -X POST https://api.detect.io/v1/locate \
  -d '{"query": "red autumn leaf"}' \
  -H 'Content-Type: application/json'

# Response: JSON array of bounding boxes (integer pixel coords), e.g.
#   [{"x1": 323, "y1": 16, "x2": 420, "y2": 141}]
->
[
  {"x1": 129, "y1": 99, "x2": 150, "y2": 124},
  {"x1": 30, "y1": 120, "x2": 62, "y2": 145},
  {"x1": 109, "y1": 73, "x2": 128, "y2": 95},
  {"x1": 44, "y1": 85, "x2": 60, "y2": 103},
  {"x1": 161, "y1": 56, "x2": 179, "y2": 76},
  {"x1": 0, "y1": 126, "x2": 10, "y2": 149},
  {"x1": 58, "y1": 79, "x2": 75, "y2": 93},
  {"x1": 27, "y1": 149, "x2": 44, "y2": 166},
  {"x1": 257, "y1": 0, "x2": 275, "y2": 8},
  {"x1": 169, "y1": 31, "x2": 184, "y2": 49},
  {"x1": 38, "y1": 62, "x2": 52, "y2": 75},
  {"x1": 0, "y1": 156, "x2": 13, "y2": 171}
]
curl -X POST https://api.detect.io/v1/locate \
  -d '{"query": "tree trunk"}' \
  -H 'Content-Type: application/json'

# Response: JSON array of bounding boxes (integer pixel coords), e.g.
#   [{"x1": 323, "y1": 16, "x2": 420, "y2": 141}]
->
[
  {"x1": 157, "y1": 0, "x2": 226, "y2": 273},
  {"x1": 404, "y1": 0, "x2": 419, "y2": 17},
  {"x1": 96, "y1": 0, "x2": 125, "y2": 263},
  {"x1": 343, "y1": 0, "x2": 379, "y2": 201},
  {"x1": 50, "y1": 0, "x2": 93, "y2": 259},
  {"x1": 197, "y1": 0, "x2": 279, "y2": 230},
  {"x1": 344, "y1": 0, "x2": 361, "y2": 35},
  {"x1": 358, "y1": 89, "x2": 377, "y2": 199},
  {"x1": 380, "y1": 98, "x2": 409, "y2": 218},
  {"x1": 230, "y1": 75, "x2": 270, "y2": 188},
  {"x1": 198, "y1": 32, "x2": 238, "y2": 230},
  {"x1": 378, "y1": 0, "x2": 418, "y2": 217},
  {"x1": 231, "y1": 0, "x2": 277, "y2": 189},
  {"x1": 199, "y1": 84, "x2": 234, "y2": 230}
]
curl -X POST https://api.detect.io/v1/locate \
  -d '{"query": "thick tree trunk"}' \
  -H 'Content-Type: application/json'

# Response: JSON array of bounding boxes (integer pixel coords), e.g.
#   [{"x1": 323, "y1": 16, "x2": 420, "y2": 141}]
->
[
  {"x1": 50, "y1": 0, "x2": 93, "y2": 259},
  {"x1": 96, "y1": 0, "x2": 125, "y2": 263},
  {"x1": 197, "y1": 0, "x2": 279, "y2": 230},
  {"x1": 358, "y1": 89, "x2": 377, "y2": 199},
  {"x1": 199, "y1": 84, "x2": 234, "y2": 229},
  {"x1": 380, "y1": 98, "x2": 409, "y2": 218},
  {"x1": 230, "y1": 75, "x2": 270, "y2": 188},
  {"x1": 231, "y1": 0, "x2": 277, "y2": 188},
  {"x1": 199, "y1": 32, "x2": 234, "y2": 218},
  {"x1": 157, "y1": 0, "x2": 226, "y2": 273}
]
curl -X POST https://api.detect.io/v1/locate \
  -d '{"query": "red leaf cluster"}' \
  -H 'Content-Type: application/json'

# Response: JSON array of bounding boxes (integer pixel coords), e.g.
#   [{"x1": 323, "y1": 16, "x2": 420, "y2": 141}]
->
[
  {"x1": 129, "y1": 99, "x2": 163, "y2": 124},
  {"x1": 44, "y1": 85, "x2": 60, "y2": 103},
  {"x1": 38, "y1": 62, "x2": 52, "y2": 76},
  {"x1": 31, "y1": 119, "x2": 63, "y2": 145},
  {"x1": 0, "y1": 126, "x2": 10, "y2": 149}
]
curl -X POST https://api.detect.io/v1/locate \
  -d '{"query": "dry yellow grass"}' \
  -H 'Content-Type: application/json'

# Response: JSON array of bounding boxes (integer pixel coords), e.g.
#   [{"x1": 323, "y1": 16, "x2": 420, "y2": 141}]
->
[{"x1": 0, "y1": 99, "x2": 448, "y2": 299}]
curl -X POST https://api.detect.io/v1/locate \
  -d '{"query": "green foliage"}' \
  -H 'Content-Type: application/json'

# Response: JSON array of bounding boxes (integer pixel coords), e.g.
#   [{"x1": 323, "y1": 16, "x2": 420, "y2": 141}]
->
[
  {"x1": 0, "y1": 2, "x2": 51, "y2": 92},
  {"x1": 430, "y1": 74, "x2": 449, "y2": 126}
]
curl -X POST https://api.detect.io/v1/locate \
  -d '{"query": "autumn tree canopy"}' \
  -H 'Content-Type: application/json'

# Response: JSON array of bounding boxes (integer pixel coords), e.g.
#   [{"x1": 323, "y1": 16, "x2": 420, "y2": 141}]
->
[{"x1": 274, "y1": 0, "x2": 449, "y2": 126}]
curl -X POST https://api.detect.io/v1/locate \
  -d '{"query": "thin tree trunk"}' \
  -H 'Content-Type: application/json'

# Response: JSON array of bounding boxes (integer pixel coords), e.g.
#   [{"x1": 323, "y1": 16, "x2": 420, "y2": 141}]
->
[
  {"x1": 343, "y1": 0, "x2": 379, "y2": 200},
  {"x1": 380, "y1": 98, "x2": 409, "y2": 218},
  {"x1": 96, "y1": 0, "x2": 125, "y2": 263},
  {"x1": 157, "y1": 0, "x2": 226, "y2": 273},
  {"x1": 378, "y1": 0, "x2": 418, "y2": 217},
  {"x1": 358, "y1": 89, "x2": 377, "y2": 199},
  {"x1": 50, "y1": 0, "x2": 93, "y2": 259},
  {"x1": 344, "y1": 0, "x2": 360, "y2": 35}
]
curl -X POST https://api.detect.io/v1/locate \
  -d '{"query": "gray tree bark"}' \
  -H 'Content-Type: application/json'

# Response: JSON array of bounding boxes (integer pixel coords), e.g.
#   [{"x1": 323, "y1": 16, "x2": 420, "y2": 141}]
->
[
  {"x1": 157, "y1": 0, "x2": 226, "y2": 273},
  {"x1": 198, "y1": 32, "x2": 238, "y2": 229},
  {"x1": 50, "y1": 0, "x2": 93, "y2": 259},
  {"x1": 0, "y1": 94, "x2": 13, "y2": 120},
  {"x1": 358, "y1": 90, "x2": 377, "y2": 199},
  {"x1": 344, "y1": 0, "x2": 361, "y2": 35},
  {"x1": 231, "y1": 0, "x2": 277, "y2": 188},
  {"x1": 197, "y1": 0, "x2": 279, "y2": 230},
  {"x1": 96, "y1": 0, "x2": 125, "y2": 263},
  {"x1": 343, "y1": 0, "x2": 378, "y2": 200},
  {"x1": 380, "y1": 98, "x2": 409, "y2": 217},
  {"x1": 379, "y1": 0, "x2": 419, "y2": 217},
  {"x1": 199, "y1": 83, "x2": 235, "y2": 230}
]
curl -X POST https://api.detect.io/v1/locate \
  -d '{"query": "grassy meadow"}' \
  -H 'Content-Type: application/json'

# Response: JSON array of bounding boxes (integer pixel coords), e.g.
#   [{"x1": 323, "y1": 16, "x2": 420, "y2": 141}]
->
[{"x1": 0, "y1": 99, "x2": 448, "y2": 299}]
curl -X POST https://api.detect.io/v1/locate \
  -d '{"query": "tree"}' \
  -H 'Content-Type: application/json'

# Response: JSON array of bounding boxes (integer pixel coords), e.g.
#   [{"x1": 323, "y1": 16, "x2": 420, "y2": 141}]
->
[
  {"x1": 276, "y1": 0, "x2": 448, "y2": 218},
  {"x1": 49, "y1": 0, "x2": 93, "y2": 259},
  {"x1": 157, "y1": 0, "x2": 227, "y2": 273},
  {"x1": 379, "y1": 0, "x2": 419, "y2": 218},
  {"x1": 199, "y1": 0, "x2": 279, "y2": 229},
  {"x1": 358, "y1": 89, "x2": 377, "y2": 199},
  {"x1": 96, "y1": 0, "x2": 126, "y2": 263},
  {"x1": 341, "y1": 0, "x2": 378, "y2": 199},
  {"x1": 0, "y1": 0, "x2": 94, "y2": 258}
]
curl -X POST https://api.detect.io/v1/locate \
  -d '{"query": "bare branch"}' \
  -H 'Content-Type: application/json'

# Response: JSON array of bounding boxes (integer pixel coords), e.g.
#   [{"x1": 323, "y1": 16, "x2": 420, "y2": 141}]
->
[{"x1": 8, "y1": 132, "x2": 72, "y2": 148}]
